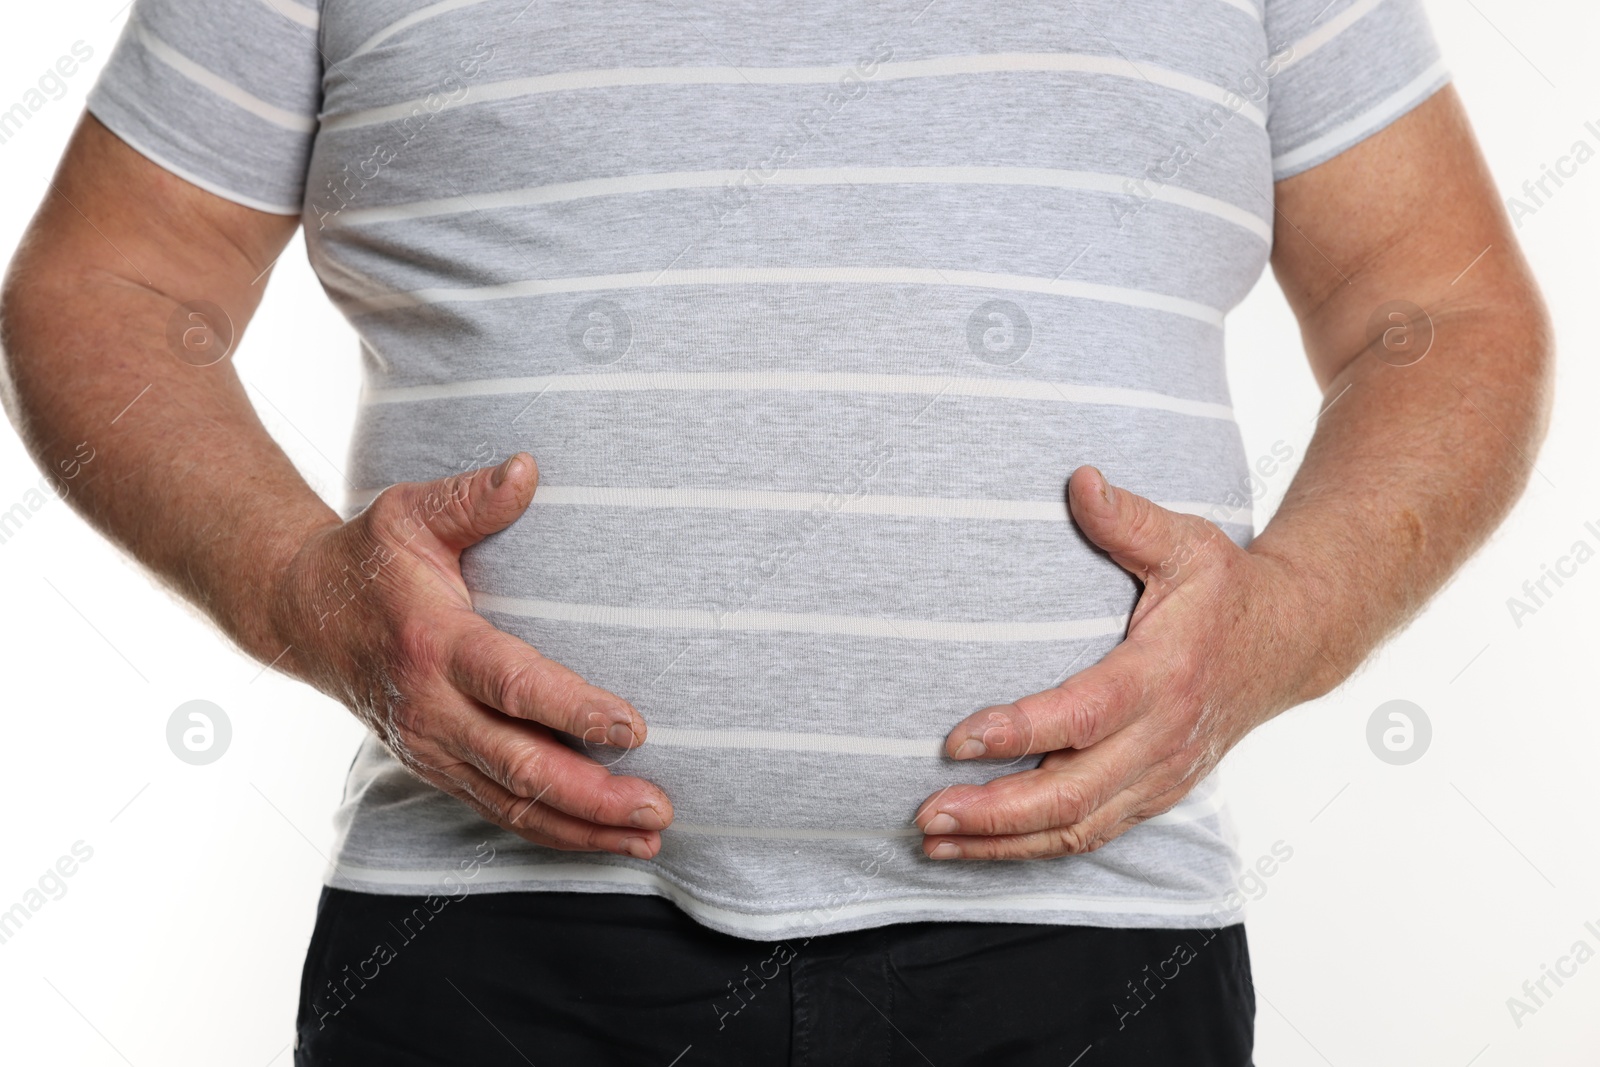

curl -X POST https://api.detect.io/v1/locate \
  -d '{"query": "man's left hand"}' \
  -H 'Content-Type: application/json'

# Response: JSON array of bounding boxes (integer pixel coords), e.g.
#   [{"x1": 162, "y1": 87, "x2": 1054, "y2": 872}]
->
[{"x1": 914, "y1": 464, "x2": 1327, "y2": 860}]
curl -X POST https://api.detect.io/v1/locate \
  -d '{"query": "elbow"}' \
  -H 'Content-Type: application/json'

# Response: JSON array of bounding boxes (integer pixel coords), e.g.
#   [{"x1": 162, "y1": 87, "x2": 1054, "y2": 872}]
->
[
  {"x1": 1515, "y1": 284, "x2": 1557, "y2": 463},
  {"x1": 0, "y1": 257, "x2": 32, "y2": 434}
]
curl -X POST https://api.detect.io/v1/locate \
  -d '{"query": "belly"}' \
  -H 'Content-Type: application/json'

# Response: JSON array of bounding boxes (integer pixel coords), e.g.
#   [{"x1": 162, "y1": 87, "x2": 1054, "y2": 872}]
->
[{"x1": 463, "y1": 493, "x2": 1139, "y2": 835}]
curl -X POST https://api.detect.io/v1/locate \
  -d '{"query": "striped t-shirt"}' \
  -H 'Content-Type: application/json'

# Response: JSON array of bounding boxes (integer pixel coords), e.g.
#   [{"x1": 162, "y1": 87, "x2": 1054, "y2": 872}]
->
[{"x1": 89, "y1": 0, "x2": 1448, "y2": 938}]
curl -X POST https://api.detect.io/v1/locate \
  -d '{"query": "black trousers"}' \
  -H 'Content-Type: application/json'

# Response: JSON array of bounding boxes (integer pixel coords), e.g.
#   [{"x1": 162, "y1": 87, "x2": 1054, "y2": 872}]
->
[{"x1": 294, "y1": 887, "x2": 1253, "y2": 1066}]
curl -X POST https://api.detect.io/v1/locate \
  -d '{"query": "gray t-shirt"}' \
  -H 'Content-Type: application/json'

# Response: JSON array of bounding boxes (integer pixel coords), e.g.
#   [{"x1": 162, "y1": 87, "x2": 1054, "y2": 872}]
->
[{"x1": 89, "y1": 0, "x2": 1447, "y2": 939}]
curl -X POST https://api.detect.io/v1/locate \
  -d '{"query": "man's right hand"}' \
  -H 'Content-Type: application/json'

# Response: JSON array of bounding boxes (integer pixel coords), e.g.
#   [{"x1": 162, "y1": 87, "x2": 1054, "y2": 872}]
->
[
  {"x1": 270, "y1": 451, "x2": 672, "y2": 859},
  {"x1": 2, "y1": 120, "x2": 670, "y2": 860}
]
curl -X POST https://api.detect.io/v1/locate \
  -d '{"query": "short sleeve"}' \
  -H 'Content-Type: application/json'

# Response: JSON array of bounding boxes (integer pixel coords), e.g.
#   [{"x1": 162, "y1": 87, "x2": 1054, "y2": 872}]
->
[
  {"x1": 1264, "y1": 0, "x2": 1450, "y2": 181},
  {"x1": 85, "y1": 0, "x2": 323, "y2": 215}
]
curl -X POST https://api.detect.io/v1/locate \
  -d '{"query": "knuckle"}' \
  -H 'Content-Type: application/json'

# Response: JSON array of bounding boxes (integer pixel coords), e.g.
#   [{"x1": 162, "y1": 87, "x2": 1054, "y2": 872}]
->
[
  {"x1": 1053, "y1": 824, "x2": 1096, "y2": 855},
  {"x1": 1052, "y1": 696, "x2": 1099, "y2": 749},
  {"x1": 1124, "y1": 495, "x2": 1166, "y2": 546},
  {"x1": 566, "y1": 775, "x2": 622, "y2": 825},
  {"x1": 363, "y1": 483, "x2": 407, "y2": 530},
  {"x1": 979, "y1": 709, "x2": 1021, "y2": 752},
  {"x1": 503, "y1": 795, "x2": 552, "y2": 835},
  {"x1": 520, "y1": 801, "x2": 596, "y2": 850},
  {"x1": 364, "y1": 483, "x2": 425, "y2": 546},
  {"x1": 1100, "y1": 670, "x2": 1144, "y2": 718},
  {"x1": 493, "y1": 651, "x2": 589, "y2": 728},
  {"x1": 491, "y1": 659, "x2": 542, "y2": 718},
  {"x1": 501, "y1": 795, "x2": 542, "y2": 831},
  {"x1": 490, "y1": 736, "x2": 547, "y2": 796},
  {"x1": 429, "y1": 472, "x2": 478, "y2": 531},
  {"x1": 1165, "y1": 645, "x2": 1203, "y2": 690},
  {"x1": 1055, "y1": 686, "x2": 1114, "y2": 747},
  {"x1": 1049, "y1": 779, "x2": 1090, "y2": 826},
  {"x1": 386, "y1": 700, "x2": 432, "y2": 751},
  {"x1": 394, "y1": 617, "x2": 447, "y2": 677},
  {"x1": 384, "y1": 707, "x2": 428, "y2": 755}
]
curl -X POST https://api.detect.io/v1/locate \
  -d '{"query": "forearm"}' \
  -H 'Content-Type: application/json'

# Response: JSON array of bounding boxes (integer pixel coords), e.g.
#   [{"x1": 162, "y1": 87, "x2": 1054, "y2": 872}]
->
[
  {"x1": 0, "y1": 123, "x2": 336, "y2": 664},
  {"x1": 1249, "y1": 297, "x2": 1553, "y2": 703}
]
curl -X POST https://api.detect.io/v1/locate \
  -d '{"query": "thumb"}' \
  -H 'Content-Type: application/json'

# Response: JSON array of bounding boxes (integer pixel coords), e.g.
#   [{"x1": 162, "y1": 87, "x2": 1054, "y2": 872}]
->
[
  {"x1": 1068, "y1": 465, "x2": 1199, "y2": 584},
  {"x1": 376, "y1": 452, "x2": 539, "y2": 553}
]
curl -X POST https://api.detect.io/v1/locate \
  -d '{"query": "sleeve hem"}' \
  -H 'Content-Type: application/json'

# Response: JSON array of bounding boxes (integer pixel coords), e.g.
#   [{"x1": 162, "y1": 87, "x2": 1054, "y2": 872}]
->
[
  {"x1": 87, "y1": 99, "x2": 305, "y2": 217},
  {"x1": 1271, "y1": 60, "x2": 1451, "y2": 181}
]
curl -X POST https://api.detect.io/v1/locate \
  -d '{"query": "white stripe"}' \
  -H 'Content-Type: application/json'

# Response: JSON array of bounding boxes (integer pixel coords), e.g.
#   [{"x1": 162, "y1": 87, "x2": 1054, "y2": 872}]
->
[
  {"x1": 1272, "y1": 59, "x2": 1448, "y2": 174},
  {"x1": 470, "y1": 593, "x2": 1127, "y2": 642},
  {"x1": 257, "y1": 0, "x2": 319, "y2": 30},
  {"x1": 322, "y1": 53, "x2": 1267, "y2": 134},
  {"x1": 343, "y1": 482, "x2": 1254, "y2": 527},
  {"x1": 526, "y1": 486, "x2": 1065, "y2": 522},
  {"x1": 345, "y1": 266, "x2": 1225, "y2": 325},
  {"x1": 1278, "y1": 0, "x2": 1388, "y2": 71},
  {"x1": 133, "y1": 23, "x2": 316, "y2": 133},
  {"x1": 1215, "y1": 0, "x2": 1262, "y2": 20},
  {"x1": 360, "y1": 371, "x2": 1235, "y2": 420},
  {"x1": 327, "y1": 861, "x2": 1243, "y2": 923},
  {"x1": 647, "y1": 726, "x2": 946, "y2": 758},
  {"x1": 330, "y1": 166, "x2": 1271, "y2": 242},
  {"x1": 342, "y1": 485, "x2": 1253, "y2": 527},
  {"x1": 346, "y1": 0, "x2": 494, "y2": 61}
]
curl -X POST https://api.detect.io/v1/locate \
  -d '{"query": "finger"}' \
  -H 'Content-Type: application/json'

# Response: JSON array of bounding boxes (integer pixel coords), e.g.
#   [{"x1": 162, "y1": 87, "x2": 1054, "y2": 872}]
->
[
  {"x1": 921, "y1": 778, "x2": 1191, "y2": 861},
  {"x1": 432, "y1": 757, "x2": 661, "y2": 859},
  {"x1": 915, "y1": 738, "x2": 1142, "y2": 838},
  {"x1": 438, "y1": 698, "x2": 672, "y2": 831},
  {"x1": 1068, "y1": 465, "x2": 1219, "y2": 585},
  {"x1": 943, "y1": 642, "x2": 1151, "y2": 760},
  {"x1": 448, "y1": 618, "x2": 645, "y2": 746},
  {"x1": 368, "y1": 451, "x2": 539, "y2": 554}
]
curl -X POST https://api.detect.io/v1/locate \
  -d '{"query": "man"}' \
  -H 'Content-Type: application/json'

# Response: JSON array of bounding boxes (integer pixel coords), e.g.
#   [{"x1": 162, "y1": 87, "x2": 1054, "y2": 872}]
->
[{"x1": 0, "y1": 0, "x2": 1550, "y2": 1063}]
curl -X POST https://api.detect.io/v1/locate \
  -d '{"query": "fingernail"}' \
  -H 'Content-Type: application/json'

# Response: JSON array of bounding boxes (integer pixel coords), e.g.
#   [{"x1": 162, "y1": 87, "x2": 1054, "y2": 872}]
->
[
  {"x1": 629, "y1": 805, "x2": 665, "y2": 830},
  {"x1": 491, "y1": 454, "x2": 520, "y2": 488},
  {"x1": 929, "y1": 842, "x2": 960, "y2": 860},
  {"x1": 607, "y1": 721, "x2": 639, "y2": 748},
  {"x1": 923, "y1": 813, "x2": 959, "y2": 834},
  {"x1": 619, "y1": 837, "x2": 652, "y2": 860},
  {"x1": 953, "y1": 738, "x2": 986, "y2": 760}
]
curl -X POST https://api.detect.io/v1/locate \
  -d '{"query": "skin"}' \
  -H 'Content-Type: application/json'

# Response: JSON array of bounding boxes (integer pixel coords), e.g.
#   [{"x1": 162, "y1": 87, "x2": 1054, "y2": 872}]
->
[{"x1": 0, "y1": 87, "x2": 1551, "y2": 866}]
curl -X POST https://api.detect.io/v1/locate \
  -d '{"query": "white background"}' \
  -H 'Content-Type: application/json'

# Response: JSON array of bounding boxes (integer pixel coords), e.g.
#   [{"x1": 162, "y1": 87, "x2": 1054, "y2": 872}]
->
[{"x1": 1, "y1": 2, "x2": 1596, "y2": 1064}]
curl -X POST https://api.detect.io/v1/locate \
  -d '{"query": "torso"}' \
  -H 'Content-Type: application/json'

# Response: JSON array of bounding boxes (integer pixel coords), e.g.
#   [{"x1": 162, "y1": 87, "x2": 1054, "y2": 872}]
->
[{"x1": 310, "y1": 0, "x2": 1269, "y2": 935}]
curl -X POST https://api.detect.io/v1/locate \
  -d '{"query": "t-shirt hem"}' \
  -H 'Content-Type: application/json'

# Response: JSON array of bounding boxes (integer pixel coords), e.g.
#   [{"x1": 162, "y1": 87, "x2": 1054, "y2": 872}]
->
[{"x1": 325, "y1": 861, "x2": 1247, "y2": 940}]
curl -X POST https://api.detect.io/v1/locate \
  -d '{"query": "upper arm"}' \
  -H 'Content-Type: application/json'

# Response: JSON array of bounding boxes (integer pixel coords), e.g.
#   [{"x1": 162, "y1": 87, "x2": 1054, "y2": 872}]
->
[
  {"x1": 1269, "y1": 86, "x2": 1547, "y2": 389},
  {"x1": 7, "y1": 113, "x2": 299, "y2": 314},
  {"x1": 4, "y1": 0, "x2": 321, "y2": 358}
]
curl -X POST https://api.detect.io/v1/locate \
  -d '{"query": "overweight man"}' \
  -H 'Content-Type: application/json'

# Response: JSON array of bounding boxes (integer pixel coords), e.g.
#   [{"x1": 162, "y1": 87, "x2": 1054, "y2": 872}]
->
[{"x1": 0, "y1": 0, "x2": 1551, "y2": 1063}]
